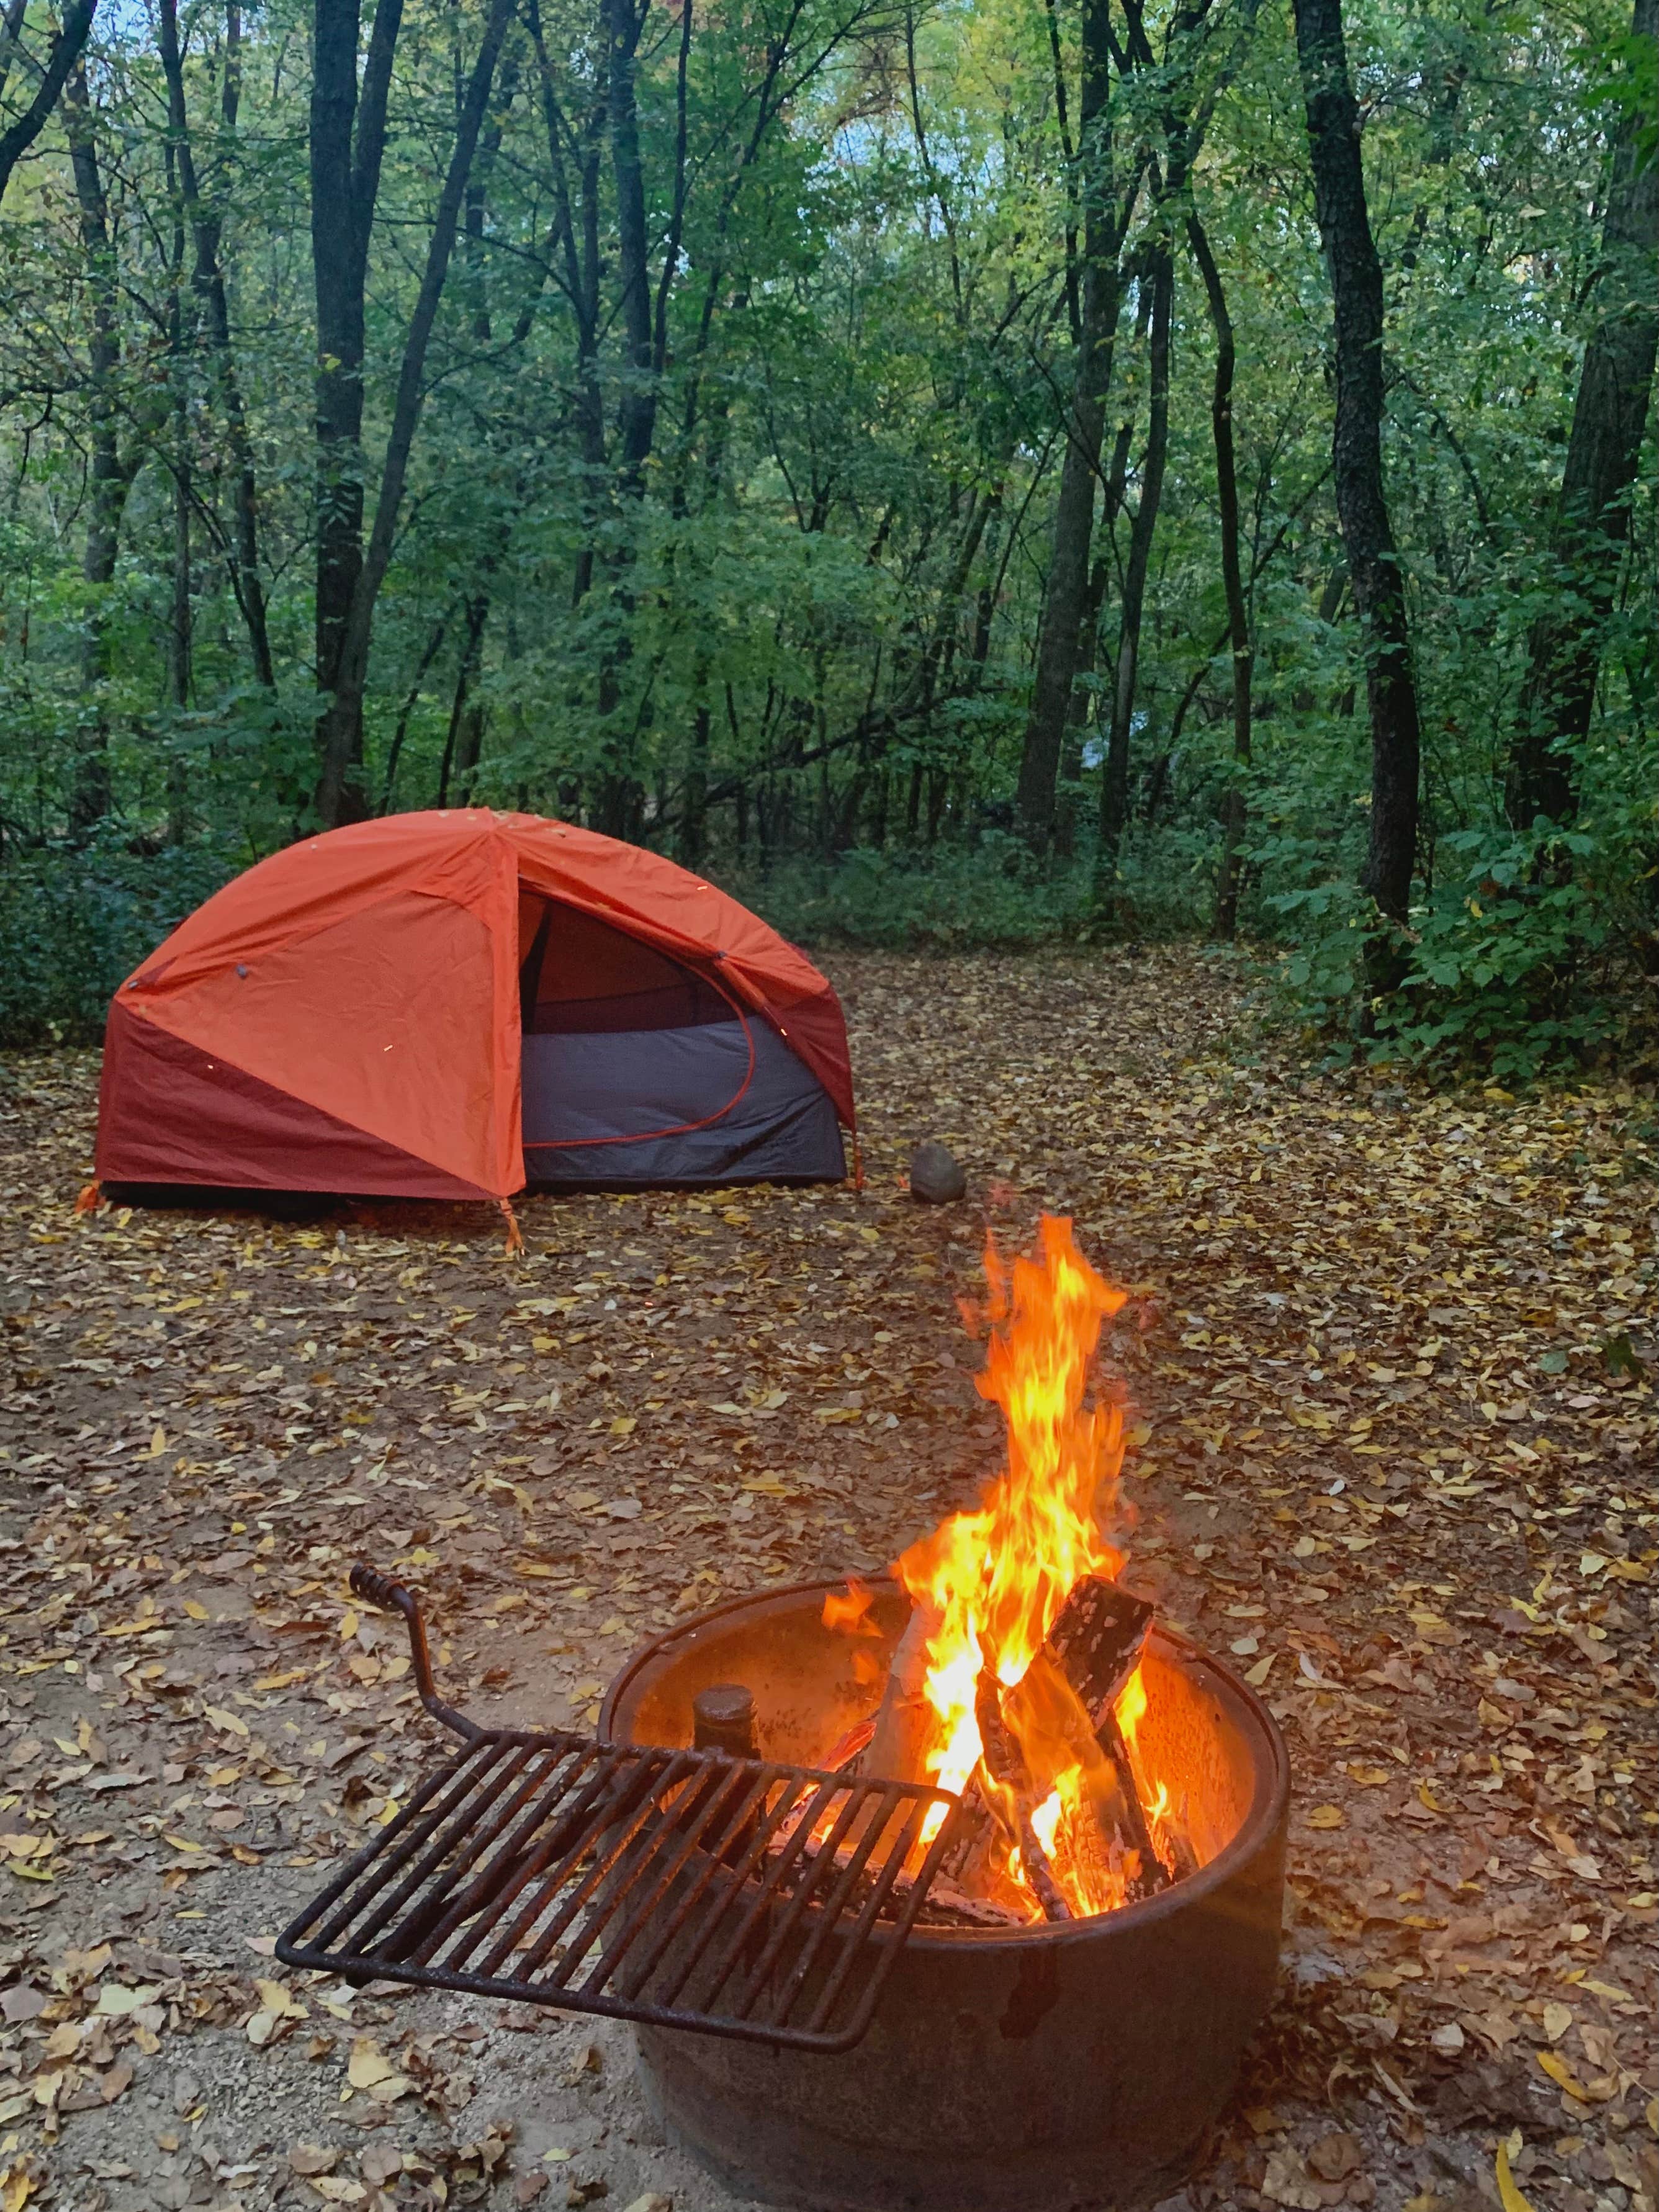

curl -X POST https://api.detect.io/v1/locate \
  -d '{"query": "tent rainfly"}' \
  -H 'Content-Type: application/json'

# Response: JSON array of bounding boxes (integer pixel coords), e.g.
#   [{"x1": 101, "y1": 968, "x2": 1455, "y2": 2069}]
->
[{"x1": 94, "y1": 811, "x2": 855, "y2": 1202}]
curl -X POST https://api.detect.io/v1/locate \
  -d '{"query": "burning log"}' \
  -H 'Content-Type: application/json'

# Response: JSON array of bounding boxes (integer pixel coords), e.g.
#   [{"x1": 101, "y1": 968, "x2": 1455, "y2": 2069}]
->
[
  {"x1": 1040, "y1": 1575, "x2": 1169, "y2": 1902},
  {"x1": 1041, "y1": 1576, "x2": 1152, "y2": 1727},
  {"x1": 974, "y1": 1666, "x2": 1072, "y2": 1924},
  {"x1": 863, "y1": 1603, "x2": 939, "y2": 1787},
  {"x1": 1095, "y1": 1714, "x2": 1166, "y2": 1902}
]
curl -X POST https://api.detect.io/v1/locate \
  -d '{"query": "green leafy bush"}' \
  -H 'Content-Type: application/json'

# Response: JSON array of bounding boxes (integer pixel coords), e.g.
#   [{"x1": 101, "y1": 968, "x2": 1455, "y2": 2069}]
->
[
  {"x1": 723, "y1": 837, "x2": 1096, "y2": 950},
  {"x1": 1262, "y1": 819, "x2": 1657, "y2": 1082},
  {"x1": 0, "y1": 835, "x2": 235, "y2": 1046}
]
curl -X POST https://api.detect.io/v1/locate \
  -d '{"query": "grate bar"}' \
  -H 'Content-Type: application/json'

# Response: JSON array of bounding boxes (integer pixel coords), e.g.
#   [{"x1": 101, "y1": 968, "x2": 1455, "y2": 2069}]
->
[
  {"x1": 277, "y1": 1726, "x2": 963, "y2": 2052},
  {"x1": 409, "y1": 1743, "x2": 645, "y2": 1972}
]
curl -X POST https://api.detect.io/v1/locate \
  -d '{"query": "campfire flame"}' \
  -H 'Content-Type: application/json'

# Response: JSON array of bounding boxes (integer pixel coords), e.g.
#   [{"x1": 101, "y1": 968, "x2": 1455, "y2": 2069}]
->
[{"x1": 832, "y1": 1215, "x2": 1177, "y2": 1922}]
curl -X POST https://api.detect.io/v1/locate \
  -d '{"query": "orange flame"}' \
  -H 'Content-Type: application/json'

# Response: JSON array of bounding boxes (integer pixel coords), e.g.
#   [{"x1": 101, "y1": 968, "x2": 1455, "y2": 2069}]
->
[{"x1": 891, "y1": 1216, "x2": 1145, "y2": 1914}]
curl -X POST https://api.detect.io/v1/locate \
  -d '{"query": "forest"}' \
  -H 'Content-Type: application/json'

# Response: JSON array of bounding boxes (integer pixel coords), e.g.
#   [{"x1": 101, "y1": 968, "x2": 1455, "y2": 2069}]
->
[{"x1": 0, "y1": 0, "x2": 1654, "y2": 1074}]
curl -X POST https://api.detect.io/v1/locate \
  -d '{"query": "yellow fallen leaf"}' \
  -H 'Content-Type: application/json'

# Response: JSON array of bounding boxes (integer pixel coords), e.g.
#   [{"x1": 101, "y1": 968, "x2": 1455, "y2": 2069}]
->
[
  {"x1": 1347, "y1": 1765, "x2": 1392, "y2": 1786},
  {"x1": 1537, "y1": 2048, "x2": 1594, "y2": 2100},
  {"x1": 1244, "y1": 1652, "x2": 1277, "y2": 1686},
  {"x1": 96, "y1": 1984, "x2": 162, "y2": 2016},
  {"x1": 254, "y1": 1977, "x2": 305, "y2": 2020},
  {"x1": 146, "y1": 1426, "x2": 166, "y2": 1457},
  {"x1": 608, "y1": 1416, "x2": 636, "y2": 1437},
  {"x1": 1, "y1": 2163, "x2": 35, "y2": 2212},
  {"x1": 182, "y1": 1600, "x2": 209, "y2": 1621},
  {"x1": 347, "y1": 2039, "x2": 397, "y2": 2090},
  {"x1": 1306, "y1": 1804, "x2": 1345, "y2": 1830},
  {"x1": 202, "y1": 1704, "x2": 250, "y2": 1738},
  {"x1": 1495, "y1": 2141, "x2": 1537, "y2": 2212},
  {"x1": 1541, "y1": 2002, "x2": 1572, "y2": 2043},
  {"x1": 1417, "y1": 1783, "x2": 1444, "y2": 1812},
  {"x1": 516, "y1": 1560, "x2": 559, "y2": 1578},
  {"x1": 255, "y1": 1668, "x2": 309, "y2": 1691}
]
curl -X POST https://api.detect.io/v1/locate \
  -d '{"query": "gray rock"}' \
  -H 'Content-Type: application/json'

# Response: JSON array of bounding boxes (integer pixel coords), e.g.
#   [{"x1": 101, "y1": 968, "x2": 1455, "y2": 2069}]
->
[{"x1": 909, "y1": 1141, "x2": 966, "y2": 1203}]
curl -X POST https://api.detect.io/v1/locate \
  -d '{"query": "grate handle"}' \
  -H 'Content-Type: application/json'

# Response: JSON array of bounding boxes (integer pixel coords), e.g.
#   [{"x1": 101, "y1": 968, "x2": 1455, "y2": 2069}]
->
[{"x1": 350, "y1": 1563, "x2": 479, "y2": 1741}]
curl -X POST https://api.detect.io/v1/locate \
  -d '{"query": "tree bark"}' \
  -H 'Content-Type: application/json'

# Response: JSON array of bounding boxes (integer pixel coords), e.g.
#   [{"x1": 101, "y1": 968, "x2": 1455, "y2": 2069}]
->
[
  {"x1": 1292, "y1": 0, "x2": 1421, "y2": 926},
  {"x1": 63, "y1": 57, "x2": 128, "y2": 834},
  {"x1": 313, "y1": 0, "x2": 513, "y2": 826},
  {"x1": 0, "y1": 0, "x2": 95, "y2": 206},
  {"x1": 1188, "y1": 212, "x2": 1252, "y2": 937},
  {"x1": 606, "y1": 0, "x2": 654, "y2": 490},
  {"x1": 310, "y1": 0, "x2": 405, "y2": 824},
  {"x1": 525, "y1": 0, "x2": 605, "y2": 603},
  {"x1": 162, "y1": 124, "x2": 193, "y2": 841},
  {"x1": 156, "y1": 0, "x2": 274, "y2": 689},
  {"x1": 1014, "y1": 0, "x2": 1119, "y2": 851},
  {"x1": 436, "y1": 592, "x2": 490, "y2": 805},
  {"x1": 1099, "y1": 245, "x2": 1172, "y2": 863},
  {"x1": 1506, "y1": 0, "x2": 1658, "y2": 829}
]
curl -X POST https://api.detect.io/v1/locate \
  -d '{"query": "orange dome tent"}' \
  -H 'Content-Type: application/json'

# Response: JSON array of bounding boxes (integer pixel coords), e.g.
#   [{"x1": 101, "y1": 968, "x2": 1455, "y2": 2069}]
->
[{"x1": 95, "y1": 811, "x2": 854, "y2": 1202}]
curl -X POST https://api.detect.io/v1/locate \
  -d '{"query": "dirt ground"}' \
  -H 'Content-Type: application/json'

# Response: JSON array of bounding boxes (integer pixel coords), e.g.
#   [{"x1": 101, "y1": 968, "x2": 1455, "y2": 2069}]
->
[{"x1": 0, "y1": 946, "x2": 1653, "y2": 2212}]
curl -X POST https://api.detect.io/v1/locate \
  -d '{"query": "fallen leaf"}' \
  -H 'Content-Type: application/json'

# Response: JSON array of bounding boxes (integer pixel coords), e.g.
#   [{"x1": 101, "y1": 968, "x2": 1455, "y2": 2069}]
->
[
  {"x1": 1495, "y1": 2142, "x2": 1537, "y2": 2212},
  {"x1": 346, "y1": 2038, "x2": 397, "y2": 2089}
]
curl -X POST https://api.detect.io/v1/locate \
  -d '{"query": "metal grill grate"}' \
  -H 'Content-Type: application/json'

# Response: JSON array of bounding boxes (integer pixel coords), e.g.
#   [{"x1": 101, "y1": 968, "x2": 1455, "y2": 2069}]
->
[{"x1": 276, "y1": 1724, "x2": 965, "y2": 2052}]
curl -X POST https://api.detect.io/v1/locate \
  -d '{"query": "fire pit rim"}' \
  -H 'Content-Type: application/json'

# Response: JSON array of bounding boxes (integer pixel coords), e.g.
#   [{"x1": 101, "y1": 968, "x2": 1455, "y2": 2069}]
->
[{"x1": 600, "y1": 1572, "x2": 1290, "y2": 1953}]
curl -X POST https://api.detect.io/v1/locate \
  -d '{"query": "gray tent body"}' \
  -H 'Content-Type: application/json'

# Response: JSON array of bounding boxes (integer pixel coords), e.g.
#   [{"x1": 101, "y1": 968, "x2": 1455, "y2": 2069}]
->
[{"x1": 518, "y1": 898, "x2": 845, "y2": 1188}]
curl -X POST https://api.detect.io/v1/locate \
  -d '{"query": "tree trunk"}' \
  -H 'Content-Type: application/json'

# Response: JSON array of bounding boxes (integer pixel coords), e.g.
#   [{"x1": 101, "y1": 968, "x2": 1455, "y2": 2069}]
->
[
  {"x1": 0, "y1": 0, "x2": 96, "y2": 206},
  {"x1": 436, "y1": 593, "x2": 490, "y2": 805},
  {"x1": 380, "y1": 609, "x2": 450, "y2": 813},
  {"x1": 163, "y1": 129, "x2": 192, "y2": 842},
  {"x1": 1292, "y1": 0, "x2": 1421, "y2": 927},
  {"x1": 606, "y1": 0, "x2": 654, "y2": 490},
  {"x1": 1506, "y1": 0, "x2": 1658, "y2": 829},
  {"x1": 680, "y1": 684, "x2": 711, "y2": 867},
  {"x1": 313, "y1": 0, "x2": 514, "y2": 826},
  {"x1": 310, "y1": 0, "x2": 406, "y2": 825},
  {"x1": 63, "y1": 58, "x2": 128, "y2": 835},
  {"x1": 1188, "y1": 212, "x2": 1252, "y2": 938},
  {"x1": 1014, "y1": 0, "x2": 1119, "y2": 850},
  {"x1": 157, "y1": 0, "x2": 274, "y2": 688},
  {"x1": 1099, "y1": 245, "x2": 1172, "y2": 865}
]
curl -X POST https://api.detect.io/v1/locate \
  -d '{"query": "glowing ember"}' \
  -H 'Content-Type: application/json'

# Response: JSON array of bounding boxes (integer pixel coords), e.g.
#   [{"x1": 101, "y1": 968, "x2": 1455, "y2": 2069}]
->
[{"x1": 829, "y1": 1214, "x2": 1185, "y2": 1922}]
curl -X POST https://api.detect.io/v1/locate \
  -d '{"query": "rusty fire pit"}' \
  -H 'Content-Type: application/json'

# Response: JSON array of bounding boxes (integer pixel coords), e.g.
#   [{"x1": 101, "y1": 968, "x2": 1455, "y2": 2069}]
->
[{"x1": 601, "y1": 1576, "x2": 1290, "y2": 2212}]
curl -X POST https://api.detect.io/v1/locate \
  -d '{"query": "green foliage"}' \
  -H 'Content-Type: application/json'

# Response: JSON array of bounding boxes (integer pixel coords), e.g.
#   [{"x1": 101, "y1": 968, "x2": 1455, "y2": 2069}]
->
[
  {"x1": 0, "y1": 832, "x2": 235, "y2": 1046},
  {"x1": 0, "y1": 0, "x2": 1652, "y2": 1075},
  {"x1": 722, "y1": 837, "x2": 1097, "y2": 950},
  {"x1": 1263, "y1": 814, "x2": 1657, "y2": 1083}
]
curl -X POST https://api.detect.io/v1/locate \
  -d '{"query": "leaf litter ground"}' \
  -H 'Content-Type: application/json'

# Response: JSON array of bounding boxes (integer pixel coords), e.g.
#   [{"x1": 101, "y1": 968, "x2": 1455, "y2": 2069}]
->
[{"x1": 0, "y1": 948, "x2": 1653, "y2": 2212}]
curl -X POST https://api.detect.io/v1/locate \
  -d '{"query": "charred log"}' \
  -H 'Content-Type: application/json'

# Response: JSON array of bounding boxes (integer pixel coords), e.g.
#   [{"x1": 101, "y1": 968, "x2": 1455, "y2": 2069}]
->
[{"x1": 1041, "y1": 1576, "x2": 1151, "y2": 1727}]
